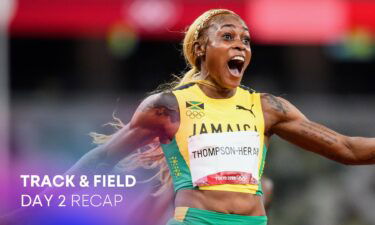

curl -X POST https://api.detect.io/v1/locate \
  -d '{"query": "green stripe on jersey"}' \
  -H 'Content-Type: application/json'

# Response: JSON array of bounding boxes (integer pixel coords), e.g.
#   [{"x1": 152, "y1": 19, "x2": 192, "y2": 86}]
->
[
  {"x1": 256, "y1": 145, "x2": 268, "y2": 195},
  {"x1": 161, "y1": 138, "x2": 197, "y2": 192}
]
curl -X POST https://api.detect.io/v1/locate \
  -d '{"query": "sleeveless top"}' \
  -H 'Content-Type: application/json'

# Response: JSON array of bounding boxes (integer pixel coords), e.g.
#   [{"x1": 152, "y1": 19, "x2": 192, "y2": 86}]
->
[{"x1": 161, "y1": 83, "x2": 267, "y2": 195}]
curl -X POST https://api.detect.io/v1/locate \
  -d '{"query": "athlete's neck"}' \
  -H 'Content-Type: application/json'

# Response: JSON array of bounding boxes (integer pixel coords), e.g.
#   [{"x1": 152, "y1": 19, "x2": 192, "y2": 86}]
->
[
  {"x1": 198, "y1": 83, "x2": 236, "y2": 99},
  {"x1": 197, "y1": 70, "x2": 237, "y2": 99}
]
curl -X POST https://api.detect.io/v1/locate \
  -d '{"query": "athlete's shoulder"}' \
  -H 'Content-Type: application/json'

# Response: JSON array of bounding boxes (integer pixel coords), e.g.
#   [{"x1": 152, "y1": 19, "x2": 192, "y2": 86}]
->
[
  {"x1": 131, "y1": 91, "x2": 180, "y2": 138},
  {"x1": 260, "y1": 93, "x2": 290, "y2": 114},
  {"x1": 239, "y1": 84, "x2": 256, "y2": 94},
  {"x1": 172, "y1": 82, "x2": 196, "y2": 91},
  {"x1": 128, "y1": 91, "x2": 180, "y2": 142},
  {"x1": 140, "y1": 91, "x2": 179, "y2": 115},
  {"x1": 260, "y1": 93, "x2": 304, "y2": 125}
]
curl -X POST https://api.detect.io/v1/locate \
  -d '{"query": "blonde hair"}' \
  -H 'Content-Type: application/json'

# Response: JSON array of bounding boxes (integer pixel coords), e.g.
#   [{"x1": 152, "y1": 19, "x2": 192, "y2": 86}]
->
[
  {"x1": 91, "y1": 9, "x2": 238, "y2": 195},
  {"x1": 181, "y1": 9, "x2": 236, "y2": 84}
]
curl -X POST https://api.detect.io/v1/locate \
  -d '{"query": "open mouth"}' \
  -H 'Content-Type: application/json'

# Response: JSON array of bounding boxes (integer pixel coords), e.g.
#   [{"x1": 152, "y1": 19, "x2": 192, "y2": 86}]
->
[{"x1": 227, "y1": 56, "x2": 245, "y2": 77}]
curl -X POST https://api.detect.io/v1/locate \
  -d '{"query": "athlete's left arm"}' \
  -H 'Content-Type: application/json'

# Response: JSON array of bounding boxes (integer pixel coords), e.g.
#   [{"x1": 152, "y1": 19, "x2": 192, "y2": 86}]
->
[{"x1": 261, "y1": 93, "x2": 375, "y2": 165}]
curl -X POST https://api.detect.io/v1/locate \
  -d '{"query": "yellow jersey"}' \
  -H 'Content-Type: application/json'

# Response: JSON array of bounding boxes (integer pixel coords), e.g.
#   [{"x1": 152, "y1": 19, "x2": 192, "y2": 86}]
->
[{"x1": 161, "y1": 82, "x2": 267, "y2": 195}]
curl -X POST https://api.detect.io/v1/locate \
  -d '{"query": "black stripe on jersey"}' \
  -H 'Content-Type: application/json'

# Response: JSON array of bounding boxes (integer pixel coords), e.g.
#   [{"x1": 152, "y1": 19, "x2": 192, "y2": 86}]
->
[
  {"x1": 173, "y1": 82, "x2": 196, "y2": 91},
  {"x1": 239, "y1": 85, "x2": 256, "y2": 93}
]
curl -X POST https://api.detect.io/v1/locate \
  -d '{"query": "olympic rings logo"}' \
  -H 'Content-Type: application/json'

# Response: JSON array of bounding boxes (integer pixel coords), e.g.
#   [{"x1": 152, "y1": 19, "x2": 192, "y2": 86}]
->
[{"x1": 186, "y1": 110, "x2": 205, "y2": 119}]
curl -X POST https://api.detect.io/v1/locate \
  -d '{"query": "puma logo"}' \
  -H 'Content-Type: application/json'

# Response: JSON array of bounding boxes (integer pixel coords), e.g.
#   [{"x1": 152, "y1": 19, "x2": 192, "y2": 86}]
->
[{"x1": 236, "y1": 104, "x2": 256, "y2": 118}]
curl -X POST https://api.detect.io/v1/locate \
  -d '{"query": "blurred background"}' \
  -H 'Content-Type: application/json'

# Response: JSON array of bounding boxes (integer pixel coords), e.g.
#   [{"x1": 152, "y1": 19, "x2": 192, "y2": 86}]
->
[{"x1": 0, "y1": 0, "x2": 375, "y2": 224}]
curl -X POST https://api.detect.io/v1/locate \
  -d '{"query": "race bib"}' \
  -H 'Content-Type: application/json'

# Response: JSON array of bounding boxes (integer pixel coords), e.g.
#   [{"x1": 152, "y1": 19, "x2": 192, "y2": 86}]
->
[{"x1": 188, "y1": 131, "x2": 261, "y2": 187}]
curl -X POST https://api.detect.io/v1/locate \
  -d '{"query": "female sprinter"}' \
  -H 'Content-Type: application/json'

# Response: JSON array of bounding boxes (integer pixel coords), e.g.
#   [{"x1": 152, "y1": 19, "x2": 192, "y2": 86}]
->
[
  {"x1": 86, "y1": 9, "x2": 375, "y2": 224},
  {"x1": 5, "y1": 9, "x2": 375, "y2": 225}
]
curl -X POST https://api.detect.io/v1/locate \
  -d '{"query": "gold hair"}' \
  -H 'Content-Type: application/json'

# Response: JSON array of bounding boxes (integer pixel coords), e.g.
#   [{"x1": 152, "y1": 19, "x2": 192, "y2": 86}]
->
[
  {"x1": 180, "y1": 9, "x2": 236, "y2": 86},
  {"x1": 91, "y1": 9, "x2": 238, "y2": 195}
]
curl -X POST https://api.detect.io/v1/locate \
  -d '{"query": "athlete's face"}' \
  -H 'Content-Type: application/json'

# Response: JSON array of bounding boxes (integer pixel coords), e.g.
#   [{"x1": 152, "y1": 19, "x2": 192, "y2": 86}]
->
[{"x1": 202, "y1": 15, "x2": 251, "y2": 89}]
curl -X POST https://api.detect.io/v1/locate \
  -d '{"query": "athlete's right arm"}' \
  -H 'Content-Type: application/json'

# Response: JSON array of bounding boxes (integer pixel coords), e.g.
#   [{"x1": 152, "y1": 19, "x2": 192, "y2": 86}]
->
[
  {"x1": 0, "y1": 92, "x2": 179, "y2": 225},
  {"x1": 67, "y1": 91, "x2": 180, "y2": 175}
]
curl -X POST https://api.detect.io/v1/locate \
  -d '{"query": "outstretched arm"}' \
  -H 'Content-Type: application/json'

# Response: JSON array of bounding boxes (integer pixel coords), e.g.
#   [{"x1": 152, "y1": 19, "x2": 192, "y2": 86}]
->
[
  {"x1": 0, "y1": 92, "x2": 179, "y2": 225},
  {"x1": 67, "y1": 91, "x2": 180, "y2": 175},
  {"x1": 261, "y1": 93, "x2": 375, "y2": 165}
]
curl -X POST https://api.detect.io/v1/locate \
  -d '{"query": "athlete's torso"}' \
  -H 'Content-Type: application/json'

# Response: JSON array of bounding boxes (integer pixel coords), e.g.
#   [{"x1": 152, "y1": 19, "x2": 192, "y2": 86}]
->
[{"x1": 160, "y1": 83, "x2": 268, "y2": 216}]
